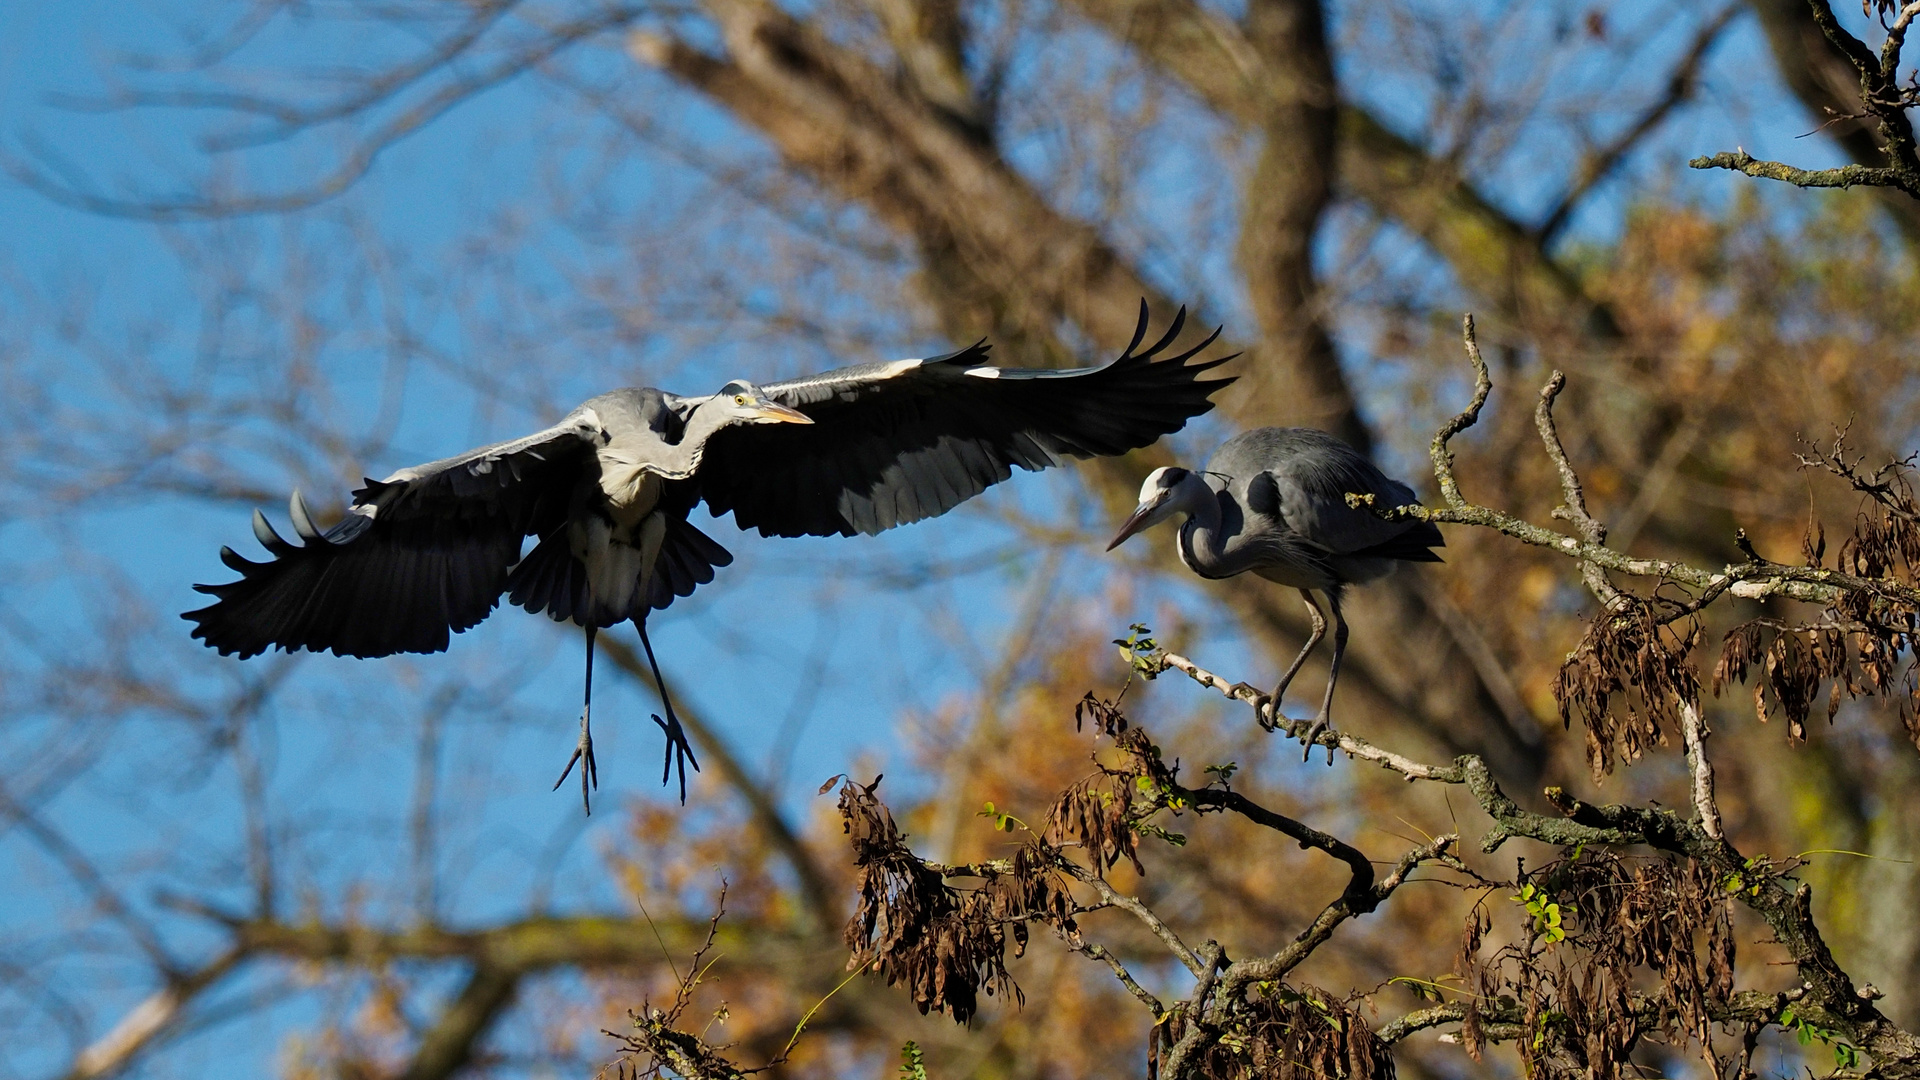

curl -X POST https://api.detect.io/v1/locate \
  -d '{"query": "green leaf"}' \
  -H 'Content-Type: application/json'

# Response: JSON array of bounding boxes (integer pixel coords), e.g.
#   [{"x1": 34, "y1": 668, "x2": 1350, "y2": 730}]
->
[
  {"x1": 898, "y1": 1040, "x2": 928, "y2": 1080},
  {"x1": 975, "y1": 801, "x2": 1026, "y2": 833}
]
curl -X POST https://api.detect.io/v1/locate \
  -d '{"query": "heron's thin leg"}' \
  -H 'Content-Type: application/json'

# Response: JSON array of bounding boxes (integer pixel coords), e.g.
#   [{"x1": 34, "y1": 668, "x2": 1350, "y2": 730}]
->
[
  {"x1": 1267, "y1": 589, "x2": 1327, "y2": 725},
  {"x1": 1301, "y1": 590, "x2": 1349, "y2": 765},
  {"x1": 637, "y1": 615, "x2": 701, "y2": 803},
  {"x1": 552, "y1": 625, "x2": 600, "y2": 814}
]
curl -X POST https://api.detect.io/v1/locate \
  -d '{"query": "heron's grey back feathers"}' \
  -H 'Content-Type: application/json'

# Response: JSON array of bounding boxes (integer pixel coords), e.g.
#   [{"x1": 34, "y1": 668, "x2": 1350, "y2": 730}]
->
[{"x1": 1189, "y1": 427, "x2": 1442, "y2": 588}]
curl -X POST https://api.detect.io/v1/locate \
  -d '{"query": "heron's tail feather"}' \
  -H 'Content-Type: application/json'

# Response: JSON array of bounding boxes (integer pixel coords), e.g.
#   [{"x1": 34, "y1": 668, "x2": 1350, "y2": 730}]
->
[
  {"x1": 647, "y1": 518, "x2": 733, "y2": 612},
  {"x1": 506, "y1": 531, "x2": 588, "y2": 624},
  {"x1": 507, "y1": 516, "x2": 733, "y2": 626},
  {"x1": 1349, "y1": 519, "x2": 1446, "y2": 563},
  {"x1": 505, "y1": 529, "x2": 645, "y2": 628}
]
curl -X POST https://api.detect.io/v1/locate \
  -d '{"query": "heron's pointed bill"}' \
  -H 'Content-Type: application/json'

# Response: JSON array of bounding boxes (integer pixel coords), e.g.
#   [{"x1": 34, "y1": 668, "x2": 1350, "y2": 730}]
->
[
  {"x1": 1106, "y1": 498, "x2": 1162, "y2": 551},
  {"x1": 752, "y1": 401, "x2": 814, "y2": 424}
]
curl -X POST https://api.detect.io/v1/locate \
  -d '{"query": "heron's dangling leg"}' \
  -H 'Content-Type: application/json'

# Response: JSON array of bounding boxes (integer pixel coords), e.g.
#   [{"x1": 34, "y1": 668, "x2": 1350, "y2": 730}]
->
[
  {"x1": 552, "y1": 625, "x2": 600, "y2": 814},
  {"x1": 1267, "y1": 589, "x2": 1327, "y2": 725},
  {"x1": 1300, "y1": 589, "x2": 1349, "y2": 765},
  {"x1": 637, "y1": 615, "x2": 701, "y2": 804}
]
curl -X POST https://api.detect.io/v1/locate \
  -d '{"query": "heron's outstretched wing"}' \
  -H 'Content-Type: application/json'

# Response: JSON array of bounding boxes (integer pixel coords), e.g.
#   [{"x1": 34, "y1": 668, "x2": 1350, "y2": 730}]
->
[
  {"x1": 696, "y1": 304, "x2": 1236, "y2": 538},
  {"x1": 1218, "y1": 428, "x2": 1444, "y2": 559},
  {"x1": 184, "y1": 411, "x2": 605, "y2": 659}
]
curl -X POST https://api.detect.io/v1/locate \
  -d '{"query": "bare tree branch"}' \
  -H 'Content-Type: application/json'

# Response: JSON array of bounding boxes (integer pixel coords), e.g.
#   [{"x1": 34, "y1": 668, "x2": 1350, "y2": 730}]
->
[
  {"x1": 626, "y1": 0, "x2": 1210, "y2": 365},
  {"x1": 1059, "y1": 0, "x2": 1624, "y2": 339},
  {"x1": 1697, "y1": 0, "x2": 1920, "y2": 203},
  {"x1": 62, "y1": 947, "x2": 247, "y2": 1080},
  {"x1": 5, "y1": 5, "x2": 648, "y2": 220},
  {"x1": 1536, "y1": 4, "x2": 1741, "y2": 246}
]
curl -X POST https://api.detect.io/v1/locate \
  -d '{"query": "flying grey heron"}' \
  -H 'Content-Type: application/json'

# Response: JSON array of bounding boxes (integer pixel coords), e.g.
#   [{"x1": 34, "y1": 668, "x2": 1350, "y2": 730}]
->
[
  {"x1": 185, "y1": 305, "x2": 1234, "y2": 808},
  {"x1": 1104, "y1": 427, "x2": 1442, "y2": 760}
]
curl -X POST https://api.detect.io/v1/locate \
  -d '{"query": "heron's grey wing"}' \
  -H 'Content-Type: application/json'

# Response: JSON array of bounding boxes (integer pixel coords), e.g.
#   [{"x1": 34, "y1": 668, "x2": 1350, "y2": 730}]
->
[
  {"x1": 183, "y1": 411, "x2": 605, "y2": 659},
  {"x1": 371, "y1": 408, "x2": 608, "y2": 512},
  {"x1": 1215, "y1": 428, "x2": 1440, "y2": 558},
  {"x1": 696, "y1": 303, "x2": 1236, "y2": 537}
]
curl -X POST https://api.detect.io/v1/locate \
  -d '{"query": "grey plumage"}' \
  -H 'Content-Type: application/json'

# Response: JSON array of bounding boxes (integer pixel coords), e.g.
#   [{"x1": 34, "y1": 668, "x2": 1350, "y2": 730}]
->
[
  {"x1": 1106, "y1": 426, "x2": 1442, "y2": 760},
  {"x1": 185, "y1": 304, "x2": 1234, "y2": 808}
]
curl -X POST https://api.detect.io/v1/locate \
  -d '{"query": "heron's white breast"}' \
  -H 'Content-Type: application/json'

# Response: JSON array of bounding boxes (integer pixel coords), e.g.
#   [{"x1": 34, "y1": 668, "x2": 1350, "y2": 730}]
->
[{"x1": 596, "y1": 449, "x2": 665, "y2": 535}]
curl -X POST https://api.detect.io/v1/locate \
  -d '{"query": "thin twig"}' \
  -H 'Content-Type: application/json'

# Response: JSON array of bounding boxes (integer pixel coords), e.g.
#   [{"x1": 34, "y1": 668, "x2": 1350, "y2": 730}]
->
[
  {"x1": 1210, "y1": 836, "x2": 1456, "y2": 1003},
  {"x1": 1686, "y1": 150, "x2": 1918, "y2": 197},
  {"x1": 64, "y1": 946, "x2": 248, "y2": 1080},
  {"x1": 1376, "y1": 1001, "x2": 1472, "y2": 1044},
  {"x1": 1430, "y1": 313, "x2": 1493, "y2": 510},
  {"x1": 1067, "y1": 866, "x2": 1205, "y2": 977},
  {"x1": 1158, "y1": 942, "x2": 1225, "y2": 1080},
  {"x1": 1536, "y1": 371, "x2": 1628, "y2": 609},
  {"x1": 1065, "y1": 933, "x2": 1164, "y2": 1015}
]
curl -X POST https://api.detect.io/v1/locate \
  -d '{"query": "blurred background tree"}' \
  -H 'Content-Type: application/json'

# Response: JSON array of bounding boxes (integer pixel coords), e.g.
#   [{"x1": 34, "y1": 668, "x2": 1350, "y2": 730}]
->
[{"x1": 2, "y1": 0, "x2": 1920, "y2": 1077}]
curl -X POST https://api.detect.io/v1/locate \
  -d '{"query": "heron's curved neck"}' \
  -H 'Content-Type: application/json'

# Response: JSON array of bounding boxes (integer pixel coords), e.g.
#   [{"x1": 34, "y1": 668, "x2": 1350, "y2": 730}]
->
[
  {"x1": 1174, "y1": 477, "x2": 1263, "y2": 579},
  {"x1": 635, "y1": 400, "x2": 735, "y2": 479}
]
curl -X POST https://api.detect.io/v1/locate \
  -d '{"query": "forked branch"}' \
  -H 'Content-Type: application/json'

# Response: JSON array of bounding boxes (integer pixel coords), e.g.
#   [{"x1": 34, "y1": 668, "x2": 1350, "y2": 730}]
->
[{"x1": 1691, "y1": 0, "x2": 1920, "y2": 199}]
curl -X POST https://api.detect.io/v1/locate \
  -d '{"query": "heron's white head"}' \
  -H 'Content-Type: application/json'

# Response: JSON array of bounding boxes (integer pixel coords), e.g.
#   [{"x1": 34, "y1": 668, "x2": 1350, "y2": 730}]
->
[
  {"x1": 1106, "y1": 466, "x2": 1204, "y2": 551},
  {"x1": 712, "y1": 380, "x2": 815, "y2": 425}
]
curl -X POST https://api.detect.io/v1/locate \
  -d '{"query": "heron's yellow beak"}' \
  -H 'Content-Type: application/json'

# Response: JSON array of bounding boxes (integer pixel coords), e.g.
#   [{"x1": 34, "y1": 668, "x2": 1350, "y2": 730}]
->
[
  {"x1": 752, "y1": 401, "x2": 814, "y2": 424},
  {"x1": 1106, "y1": 499, "x2": 1162, "y2": 551}
]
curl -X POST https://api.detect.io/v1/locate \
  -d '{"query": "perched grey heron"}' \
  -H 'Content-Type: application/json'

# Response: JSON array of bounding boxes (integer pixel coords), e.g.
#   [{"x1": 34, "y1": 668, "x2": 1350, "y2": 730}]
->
[
  {"x1": 186, "y1": 305, "x2": 1233, "y2": 808},
  {"x1": 1105, "y1": 427, "x2": 1442, "y2": 759}
]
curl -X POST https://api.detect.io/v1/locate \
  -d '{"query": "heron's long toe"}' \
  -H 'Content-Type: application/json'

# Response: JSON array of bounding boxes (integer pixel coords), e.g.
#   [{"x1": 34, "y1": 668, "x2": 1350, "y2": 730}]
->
[
  {"x1": 1299, "y1": 712, "x2": 1336, "y2": 765},
  {"x1": 1230, "y1": 682, "x2": 1280, "y2": 730},
  {"x1": 1266, "y1": 674, "x2": 1306, "y2": 730},
  {"x1": 653, "y1": 713, "x2": 701, "y2": 804},
  {"x1": 553, "y1": 707, "x2": 600, "y2": 814}
]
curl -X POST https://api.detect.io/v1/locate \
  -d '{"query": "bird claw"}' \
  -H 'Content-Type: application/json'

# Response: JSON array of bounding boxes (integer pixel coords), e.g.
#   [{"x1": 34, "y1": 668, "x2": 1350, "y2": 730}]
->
[
  {"x1": 1299, "y1": 714, "x2": 1336, "y2": 766},
  {"x1": 553, "y1": 708, "x2": 600, "y2": 815},
  {"x1": 1230, "y1": 682, "x2": 1279, "y2": 727},
  {"x1": 652, "y1": 713, "x2": 701, "y2": 804}
]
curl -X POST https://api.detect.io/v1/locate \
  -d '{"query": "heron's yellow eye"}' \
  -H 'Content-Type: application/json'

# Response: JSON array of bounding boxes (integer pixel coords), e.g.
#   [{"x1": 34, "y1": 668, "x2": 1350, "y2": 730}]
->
[{"x1": 734, "y1": 394, "x2": 748, "y2": 406}]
